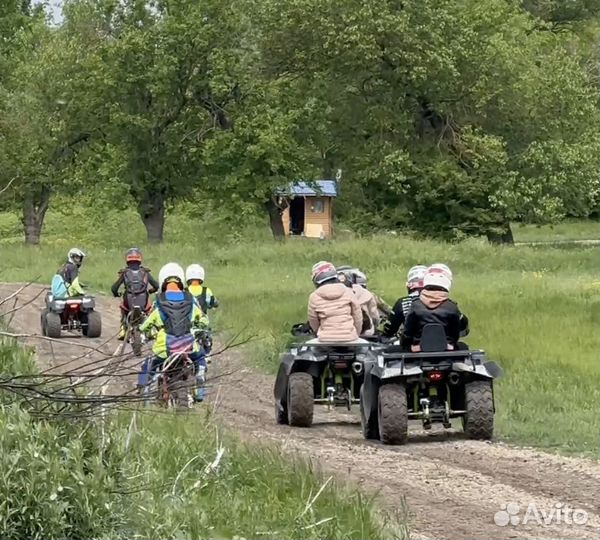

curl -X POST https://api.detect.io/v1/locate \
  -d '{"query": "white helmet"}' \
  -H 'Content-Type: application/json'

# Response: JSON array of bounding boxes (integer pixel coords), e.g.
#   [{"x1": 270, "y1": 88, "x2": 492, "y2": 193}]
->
[
  {"x1": 158, "y1": 262, "x2": 185, "y2": 289},
  {"x1": 429, "y1": 263, "x2": 453, "y2": 280},
  {"x1": 423, "y1": 267, "x2": 452, "y2": 292},
  {"x1": 311, "y1": 261, "x2": 337, "y2": 286},
  {"x1": 185, "y1": 264, "x2": 205, "y2": 282},
  {"x1": 68, "y1": 247, "x2": 85, "y2": 266},
  {"x1": 406, "y1": 265, "x2": 427, "y2": 290}
]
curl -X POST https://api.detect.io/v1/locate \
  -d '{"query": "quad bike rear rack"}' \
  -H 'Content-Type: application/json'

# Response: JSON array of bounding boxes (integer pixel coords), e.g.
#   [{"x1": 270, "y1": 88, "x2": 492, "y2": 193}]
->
[{"x1": 381, "y1": 350, "x2": 485, "y2": 376}]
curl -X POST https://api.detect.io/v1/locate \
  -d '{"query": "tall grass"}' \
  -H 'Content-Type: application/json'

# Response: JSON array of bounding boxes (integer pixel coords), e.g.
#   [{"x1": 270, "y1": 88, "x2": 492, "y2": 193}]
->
[
  {"x1": 0, "y1": 340, "x2": 395, "y2": 540},
  {"x1": 0, "y1": 207, "x2": 598, "y2": 455}
]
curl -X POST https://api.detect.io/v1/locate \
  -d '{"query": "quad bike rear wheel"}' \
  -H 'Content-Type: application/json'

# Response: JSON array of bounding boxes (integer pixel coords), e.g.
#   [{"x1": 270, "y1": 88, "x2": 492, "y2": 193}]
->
[
  {"x1": 378, "y1": 383, "x2": 408, "y2": 445},
  {"x1": 287, "y1": 372, "x2": 314, "y2": 427},
  {"x1": 45, "y1": 312, "x2": 62, "y2": 339},
  {"x1": 463, "y1": 380, "x2": 494, "y2": 440},
  {"x1": 83, "y1": 311, "x2": 102, "y2": 338},
  {"x1": 360, "y1": 384, "x2": 379, "y2": 440}
]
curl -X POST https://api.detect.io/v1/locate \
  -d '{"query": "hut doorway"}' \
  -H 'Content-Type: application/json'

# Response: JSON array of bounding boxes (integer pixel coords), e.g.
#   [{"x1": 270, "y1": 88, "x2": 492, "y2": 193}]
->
[{"x1": 289, "y1": 197, "x2": 305, "y2": 235}]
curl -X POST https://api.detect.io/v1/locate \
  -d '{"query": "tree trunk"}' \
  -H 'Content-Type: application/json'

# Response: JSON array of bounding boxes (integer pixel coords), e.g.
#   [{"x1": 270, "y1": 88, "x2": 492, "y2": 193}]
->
[
  {"x1": 138, "y1": 193, "x2": 165, "y2": 243},
  {"x1": 22, "y1": 187, "x2": 51, "y2": 245},
  {"x1": 265, "y1": 198, "x2": 285, "y2": 240},
  {"x1": 486, "y1": 222, "x2": 514, "y2": 245}
]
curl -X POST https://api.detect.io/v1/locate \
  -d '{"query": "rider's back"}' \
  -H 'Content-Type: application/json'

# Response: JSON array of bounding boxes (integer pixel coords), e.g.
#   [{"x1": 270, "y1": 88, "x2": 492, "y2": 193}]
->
[
  {"x1": 404, "y1": 290, "x2": 461, "y2": 347},
  {"x1": 308, "y1": 282, "x2": 362, "y2": 342}
]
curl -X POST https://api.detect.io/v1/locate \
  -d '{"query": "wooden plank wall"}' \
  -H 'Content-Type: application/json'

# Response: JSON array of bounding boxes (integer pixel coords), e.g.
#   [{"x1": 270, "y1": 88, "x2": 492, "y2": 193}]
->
[{"x1": 304, "y1": 196, "x2": 331, "y2": 238}]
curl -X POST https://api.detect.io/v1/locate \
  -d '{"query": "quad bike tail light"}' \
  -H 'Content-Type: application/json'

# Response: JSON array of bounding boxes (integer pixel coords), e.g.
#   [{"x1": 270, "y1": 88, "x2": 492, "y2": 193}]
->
[{"x1": 427, "y1": 370, "x2": 444, "y2": 382}]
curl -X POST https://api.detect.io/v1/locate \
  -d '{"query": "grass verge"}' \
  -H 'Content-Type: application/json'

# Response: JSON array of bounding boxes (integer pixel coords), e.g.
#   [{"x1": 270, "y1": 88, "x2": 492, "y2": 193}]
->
[
  {"x1": 0, "y1": 208, "x2": 597, "y2": 456},
  {"x1": 0, "y1": 339, "x2": 399, "y2": 540}
]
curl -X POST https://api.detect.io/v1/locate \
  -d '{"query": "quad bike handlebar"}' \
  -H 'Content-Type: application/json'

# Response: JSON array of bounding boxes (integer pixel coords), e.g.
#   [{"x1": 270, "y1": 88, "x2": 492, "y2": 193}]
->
[{"x1": 291, "y1": 322, "x2": 313, "y2": 337}]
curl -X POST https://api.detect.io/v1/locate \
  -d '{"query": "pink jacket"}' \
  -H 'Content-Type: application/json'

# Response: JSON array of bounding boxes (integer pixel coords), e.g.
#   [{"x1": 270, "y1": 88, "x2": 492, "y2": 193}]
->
[
  {"x1": 352, "y1": 284, "x2": 380, "y2": 336},
  {"x1": 308, "y1": 282, "x2": 363, "y2": 342}
]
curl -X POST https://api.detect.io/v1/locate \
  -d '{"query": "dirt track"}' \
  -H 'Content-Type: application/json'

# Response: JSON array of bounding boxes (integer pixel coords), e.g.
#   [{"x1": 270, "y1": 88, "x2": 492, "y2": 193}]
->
[{"x1": 2, "y1": 284, "x2": 598, "y2": 540}]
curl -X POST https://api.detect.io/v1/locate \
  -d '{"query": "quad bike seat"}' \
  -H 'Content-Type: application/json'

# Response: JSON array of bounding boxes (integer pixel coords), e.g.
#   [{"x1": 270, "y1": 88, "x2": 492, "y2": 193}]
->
[{"x1": 304, "y1": 338, "x2": 370, "y2": 347}]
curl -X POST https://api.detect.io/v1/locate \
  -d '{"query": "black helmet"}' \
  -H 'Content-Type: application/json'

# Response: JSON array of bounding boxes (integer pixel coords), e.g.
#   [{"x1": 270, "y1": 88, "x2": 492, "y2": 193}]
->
[{"x1": 337, "y1": 268, "x2": 355, "y2": 287}]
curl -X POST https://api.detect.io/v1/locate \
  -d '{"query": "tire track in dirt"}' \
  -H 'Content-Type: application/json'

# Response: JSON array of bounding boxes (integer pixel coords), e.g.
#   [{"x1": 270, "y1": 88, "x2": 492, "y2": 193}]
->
[
  {"x1": 0, "y1": 283, "x2": 141, "y2": 394},
  {"x1": 211, "y1": 356, "x2": 599, "y2": 540},
  {"x1": 1, "y1": 284, "x2": 598, "y2": 540}
]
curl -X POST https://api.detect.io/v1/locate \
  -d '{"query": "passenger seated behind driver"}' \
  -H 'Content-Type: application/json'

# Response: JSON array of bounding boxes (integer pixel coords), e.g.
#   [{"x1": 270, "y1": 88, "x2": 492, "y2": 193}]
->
[
  {"x1": 308, "y1": 261, "x2": 362, "y2": 343},
  {"x1": 338, "y1": 268, "x2": 379, "y2": 336},
  {"x1": 403, "y1": 266, "x2": 467, "y2": 352},
  {"x1": 383, "y1": 265, "x2": 427, "y2": 338}
]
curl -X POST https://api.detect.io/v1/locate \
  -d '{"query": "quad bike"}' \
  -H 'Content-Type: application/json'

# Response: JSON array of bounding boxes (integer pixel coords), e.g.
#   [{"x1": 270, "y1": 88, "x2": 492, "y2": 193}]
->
[
  {"x1": 274, "y1": 329, "x2": 379, "y2": 427},
  {"x1": 360, "y1": 323, "x2": 502, "y2": 445},
  {"x1": 41, "y1": 293, "x2": 102, "y2": 339}
]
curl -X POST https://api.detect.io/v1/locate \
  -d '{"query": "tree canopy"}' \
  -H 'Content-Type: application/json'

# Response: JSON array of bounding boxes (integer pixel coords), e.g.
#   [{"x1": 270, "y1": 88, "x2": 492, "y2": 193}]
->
[{"x1": 0, "y1": 0, "x2": 597, "y2": 243}]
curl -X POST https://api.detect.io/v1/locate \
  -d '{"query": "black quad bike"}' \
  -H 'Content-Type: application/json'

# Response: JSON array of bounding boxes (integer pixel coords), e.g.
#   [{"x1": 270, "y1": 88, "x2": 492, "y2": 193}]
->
[
  {"x1": 360, "y1": 324, "x2": 502, "y2": 445},
  {"x1": 41, "y1": 294, "x2": 102, "y2": 339},
  {"x1": 274, "y1": 335, "x2": 379, "y2": 427}
]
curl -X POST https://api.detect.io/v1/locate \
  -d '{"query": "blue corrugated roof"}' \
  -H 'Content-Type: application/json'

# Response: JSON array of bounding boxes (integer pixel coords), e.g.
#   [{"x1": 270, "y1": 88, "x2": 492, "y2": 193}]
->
[{"x1": 282, "y1": 180, "x2": 338, "y2": 197}]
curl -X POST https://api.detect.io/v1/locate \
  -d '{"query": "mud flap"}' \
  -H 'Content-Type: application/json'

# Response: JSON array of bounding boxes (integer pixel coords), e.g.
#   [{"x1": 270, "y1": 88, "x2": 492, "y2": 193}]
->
[
  {"x1": 274, "y1": 353, "x2": 295, "y2": 406},
  {"x1": 483, "y1": 361, "x2": 503, "y2": 379},
  {"x1": 361, "y1": 366, "x2": 380, "y2": 428}
]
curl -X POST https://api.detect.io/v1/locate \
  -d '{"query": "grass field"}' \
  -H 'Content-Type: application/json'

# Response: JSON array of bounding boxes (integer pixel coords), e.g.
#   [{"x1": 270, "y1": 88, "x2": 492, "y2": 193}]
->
[
  {"x1": 512, "y1": 219, "x2": 599, "y2": 243},
  {"x1": 0, "y1": 207, "x2": 598, "y2": 456},
  {"x1": 0, "y1": 340, "x2": 395, "y2": 540}
]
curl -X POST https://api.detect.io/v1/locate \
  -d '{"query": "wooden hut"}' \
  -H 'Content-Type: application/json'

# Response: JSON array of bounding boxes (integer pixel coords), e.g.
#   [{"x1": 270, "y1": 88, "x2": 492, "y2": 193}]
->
[{"x1": 280, "y1": 180, "x2": 338, "y2": 239}]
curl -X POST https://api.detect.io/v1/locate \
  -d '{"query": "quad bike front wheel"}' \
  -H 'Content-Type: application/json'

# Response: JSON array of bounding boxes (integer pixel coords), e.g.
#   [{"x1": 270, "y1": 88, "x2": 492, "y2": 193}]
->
[
  {"x1": 45, "y1": 312, "x2": 62, "y2": 339},
  {"x1": 462, "y1": 380, "x2": 494, "y2": 440},
  {"x1": 83, "y1": 311, "x2": 102, "y2": 338},
  {"x1": 287, "y1": 372, "x2": 314, "y2": 427},
  {"x1": 378, "y1": 383, "x2": 408, "y2": 445}
]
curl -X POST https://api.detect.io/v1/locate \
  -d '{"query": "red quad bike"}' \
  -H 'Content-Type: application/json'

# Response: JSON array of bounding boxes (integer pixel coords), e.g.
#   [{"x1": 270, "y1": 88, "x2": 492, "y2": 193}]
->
[{"x1": 41, "y1": 294, "x2": 102, "y2": 339}]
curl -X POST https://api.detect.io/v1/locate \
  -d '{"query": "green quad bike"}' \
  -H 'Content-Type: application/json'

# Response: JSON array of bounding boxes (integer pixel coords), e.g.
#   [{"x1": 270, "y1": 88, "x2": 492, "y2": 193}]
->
[
  {"x1": 360, "y1": 323, "x2": 502, "y2": 444},
  {"x1": 274, "y1": 330, "x2": 380, "y2": 427}
]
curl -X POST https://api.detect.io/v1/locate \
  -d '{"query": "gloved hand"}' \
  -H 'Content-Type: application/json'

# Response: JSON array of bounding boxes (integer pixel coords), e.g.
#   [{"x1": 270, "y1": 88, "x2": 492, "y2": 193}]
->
[
  {"x1": 210, "y1": 298, "x2": 219, "y2": 309},
  {"x1": 291, "y1": 322, "x2": 312, "y2": 336}
]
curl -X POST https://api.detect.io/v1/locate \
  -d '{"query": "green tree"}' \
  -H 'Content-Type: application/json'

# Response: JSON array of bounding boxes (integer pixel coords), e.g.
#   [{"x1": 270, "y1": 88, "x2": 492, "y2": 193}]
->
[
  {"x1": 0, "y1": 17, "x2": 102, "y2": 244},
  {"x1": 253, "y1": 0, "x2": 599, "y2": 242},
  {"x1": 67, "y1": 0, "x2": 245, "y2": 242}
]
